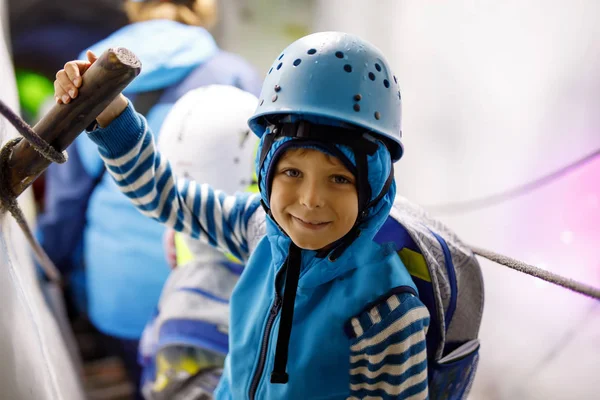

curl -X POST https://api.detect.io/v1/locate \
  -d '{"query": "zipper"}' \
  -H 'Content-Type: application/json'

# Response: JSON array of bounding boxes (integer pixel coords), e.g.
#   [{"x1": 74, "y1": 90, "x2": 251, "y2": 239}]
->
[
  {"x1": 248, "y1": 294, "x2": 281, "y2": 399},
  {"x1": 248, "y1": 266, "x2": 286, "y2": 400}
]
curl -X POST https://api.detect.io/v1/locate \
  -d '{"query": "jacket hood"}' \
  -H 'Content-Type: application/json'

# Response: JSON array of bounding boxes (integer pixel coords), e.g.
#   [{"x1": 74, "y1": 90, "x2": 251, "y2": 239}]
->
[
  {"x1": 80, "y1": 19, "x2": 218, "y2": 93},
  {"x1": 256, "y1": 131, "x2": 396, "y2": 288}
]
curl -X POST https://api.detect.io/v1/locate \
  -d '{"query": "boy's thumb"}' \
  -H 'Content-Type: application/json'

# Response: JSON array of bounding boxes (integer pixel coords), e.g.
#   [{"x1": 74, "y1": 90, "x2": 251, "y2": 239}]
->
[{"x1": 86, "y1": 50, "x2": 98, "y2": 63}]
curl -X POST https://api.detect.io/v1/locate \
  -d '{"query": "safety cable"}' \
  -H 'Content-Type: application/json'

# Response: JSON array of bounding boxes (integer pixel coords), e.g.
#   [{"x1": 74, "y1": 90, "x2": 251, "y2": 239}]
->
[
  {"x1": 425, "y1": 148, "x2": 600, "y2": 215},
  {"x1": 471, "y1": 245, "x2": 600, "y2": 300}
]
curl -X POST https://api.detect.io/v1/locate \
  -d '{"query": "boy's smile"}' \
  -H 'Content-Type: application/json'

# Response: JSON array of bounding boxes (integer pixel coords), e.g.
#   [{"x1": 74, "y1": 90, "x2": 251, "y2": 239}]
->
[
  {"x1": 291, "y1": 216, "x2": 331, "y2": 231},
  {"x1": 270, "y1": 147, "x2": 358, "y2": 250}
]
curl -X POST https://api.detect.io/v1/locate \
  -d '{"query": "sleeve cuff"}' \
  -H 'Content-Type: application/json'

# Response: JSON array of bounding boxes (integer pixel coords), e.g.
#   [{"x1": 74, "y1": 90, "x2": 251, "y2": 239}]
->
[{"x1": 86, "y1": 100, "x2": 146, "y2": 158}]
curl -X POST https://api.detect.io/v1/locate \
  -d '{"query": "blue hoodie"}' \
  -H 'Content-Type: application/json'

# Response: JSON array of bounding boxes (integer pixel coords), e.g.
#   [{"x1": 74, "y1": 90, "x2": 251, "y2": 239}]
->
[
  {"x1": 37, "y1": 19, "x2": 262, "y2": 339},
  {"x1": 86, "y1": 104, "x2": 431, "y2": 399}
]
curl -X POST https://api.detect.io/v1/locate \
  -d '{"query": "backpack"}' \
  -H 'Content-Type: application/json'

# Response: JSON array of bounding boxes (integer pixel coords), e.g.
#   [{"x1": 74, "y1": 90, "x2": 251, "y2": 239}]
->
[
  {"x1": 374, "y1": 196, "x2": 484, "y2": 400},
  {"x1": 138, "y1": 257, "x2": 236, "y2": 399}
]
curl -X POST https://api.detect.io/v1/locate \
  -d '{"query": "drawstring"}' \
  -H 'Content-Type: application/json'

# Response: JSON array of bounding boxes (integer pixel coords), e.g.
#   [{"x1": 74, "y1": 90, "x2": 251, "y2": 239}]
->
[{"x1": 271, "y1": 242, "x2": 302, "y2": 384}]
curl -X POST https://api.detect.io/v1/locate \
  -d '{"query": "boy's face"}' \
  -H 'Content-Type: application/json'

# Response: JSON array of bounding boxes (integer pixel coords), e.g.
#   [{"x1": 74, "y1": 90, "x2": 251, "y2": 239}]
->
[{"x1": 270, "y1": 148, "x2": 358, "y2": 250}]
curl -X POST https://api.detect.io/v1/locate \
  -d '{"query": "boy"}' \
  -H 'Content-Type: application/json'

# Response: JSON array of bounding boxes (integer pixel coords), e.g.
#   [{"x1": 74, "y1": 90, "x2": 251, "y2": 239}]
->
[{"x1": 55, "y1": 32, "x2": 430, "y2": 399}]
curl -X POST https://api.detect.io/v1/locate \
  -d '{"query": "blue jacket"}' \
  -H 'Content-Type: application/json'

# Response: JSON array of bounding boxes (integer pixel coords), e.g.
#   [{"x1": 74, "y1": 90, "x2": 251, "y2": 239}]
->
[
  {"x1": 36, "y1": 19, "x2": 262, "y2": 339},
  {"x1": 86, "y1": 104, "x2": 431, "y2": 399}
]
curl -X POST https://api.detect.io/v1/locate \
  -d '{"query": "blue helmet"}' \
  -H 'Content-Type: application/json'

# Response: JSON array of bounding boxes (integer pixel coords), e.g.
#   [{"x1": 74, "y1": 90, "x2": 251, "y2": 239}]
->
[{"x1": 248, "y1": 31, "x2": 403, "y2": 161}]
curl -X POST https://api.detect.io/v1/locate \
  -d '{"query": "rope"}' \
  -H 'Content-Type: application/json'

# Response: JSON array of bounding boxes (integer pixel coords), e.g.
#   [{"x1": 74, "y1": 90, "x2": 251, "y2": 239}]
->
[
  {"x1": 0, "y1": 101, "x2": 67, "y2": 164},
  {"x1": 425, "y1": 148, "x2": 600, "y2": 215},
  {"x1": 0, "y1": 99, "x2": 65, "y2": 284},
  {"x1": 471, "y1": 245, "x2": 600, "y2": 300}
]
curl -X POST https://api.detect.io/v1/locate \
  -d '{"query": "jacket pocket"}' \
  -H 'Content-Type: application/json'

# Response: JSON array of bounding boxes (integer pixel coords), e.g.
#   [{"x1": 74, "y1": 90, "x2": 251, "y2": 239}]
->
[{"x1": 429, "y1": 339, "x2": 480, "y2": 400}]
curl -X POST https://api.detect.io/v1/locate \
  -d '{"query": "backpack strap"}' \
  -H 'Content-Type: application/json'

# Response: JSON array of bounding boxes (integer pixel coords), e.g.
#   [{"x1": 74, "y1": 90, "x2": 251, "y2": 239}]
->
[
  {"x1": 387, "y1": 196, "x2": 484, "y2": 356},
  {"x1": 428, "y1": 230, "x2": 458, "y2": 330},
  {"x1": 374, "y1": 217, "x2": 444, "y2": 365}
]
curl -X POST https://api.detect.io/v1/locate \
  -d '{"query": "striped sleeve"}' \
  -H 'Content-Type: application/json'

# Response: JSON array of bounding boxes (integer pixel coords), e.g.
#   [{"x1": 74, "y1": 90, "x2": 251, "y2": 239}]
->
[
  {"x1": 86, "y1": 102, "x2": 262, "y2": 262},
  {"x1": 345, "y1": 291, "x2": 430, "y2": 400}
]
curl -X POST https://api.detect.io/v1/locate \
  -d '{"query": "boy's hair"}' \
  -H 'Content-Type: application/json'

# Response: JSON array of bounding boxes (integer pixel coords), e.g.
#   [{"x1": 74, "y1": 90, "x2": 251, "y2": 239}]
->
[
  {"x1": 283, "y1": 147, "x2": 348, "y2": 169},
  {"x1": 124, "y1": 0, "x2": 217, "y2": 29}
]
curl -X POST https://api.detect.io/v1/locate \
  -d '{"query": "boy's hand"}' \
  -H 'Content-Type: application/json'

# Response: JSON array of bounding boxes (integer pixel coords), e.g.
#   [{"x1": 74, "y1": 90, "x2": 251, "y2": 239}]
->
[{"x1": 54, "y1": 50, "x2": 128, "y2": 127}]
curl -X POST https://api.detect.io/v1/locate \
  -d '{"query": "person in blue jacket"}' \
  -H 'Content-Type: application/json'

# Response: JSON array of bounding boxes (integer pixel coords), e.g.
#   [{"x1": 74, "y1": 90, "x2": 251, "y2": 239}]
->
[
  {"x1": 36, "y1": 0, "x2": 261, "y2": 397},
  {"x1": 55, "y1": 32, "x2": 431, "y2": 399}
]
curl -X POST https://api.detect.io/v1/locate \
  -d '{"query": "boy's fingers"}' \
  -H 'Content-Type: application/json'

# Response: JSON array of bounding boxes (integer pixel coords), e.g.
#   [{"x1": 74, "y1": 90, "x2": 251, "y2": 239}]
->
[
  {"x1": 65, "y1": 60, "x2": 94, "y2": 88},
  {"x1": 55, "y1": 70, "x2": 75, "y2": 103},
  {"x1": 53, "y1": 79, "x2": 67, "y2": 104},
  {"x1": 64, "y1": 62, "x2": 83, "y2": 88},
  {"x1": 63, "y1": 65, "x2": 81, "y2": 98}
]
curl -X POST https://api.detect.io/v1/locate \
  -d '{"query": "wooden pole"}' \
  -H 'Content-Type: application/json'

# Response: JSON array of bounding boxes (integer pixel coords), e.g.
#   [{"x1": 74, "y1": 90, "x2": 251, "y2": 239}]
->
[{"x1": 5, "y1": 47, "x2": 141, "y2": 198}]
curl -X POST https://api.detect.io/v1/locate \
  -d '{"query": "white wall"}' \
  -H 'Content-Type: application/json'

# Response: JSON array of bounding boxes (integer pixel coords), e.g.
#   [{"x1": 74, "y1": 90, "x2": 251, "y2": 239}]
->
[
  {"x1": 217, "y1": 0, "x2": 318, "y2": 74},
  {"x1": 0, "y1": 1, "x2": 85, "y2": 397},
  {"x1": 312, "y1": 1, "x2": 600, "y2": 398}
]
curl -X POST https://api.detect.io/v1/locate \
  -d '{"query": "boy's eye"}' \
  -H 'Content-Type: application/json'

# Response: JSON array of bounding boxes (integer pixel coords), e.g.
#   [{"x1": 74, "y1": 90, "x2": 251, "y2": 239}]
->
[
  {"x1": 284, "y1": 169, "x2": 301, "y2": 178},
  {"x1": 332, "y1": 175, "x2": 352, "y2": 185}
]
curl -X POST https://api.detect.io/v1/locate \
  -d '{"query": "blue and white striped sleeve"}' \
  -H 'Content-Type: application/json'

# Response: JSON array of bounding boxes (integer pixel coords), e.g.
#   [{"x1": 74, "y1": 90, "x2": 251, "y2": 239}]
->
[
  {"x1": 345, "y1": 291, "x2": 430, "y2": 400},
  {"x1": 86, "y1": 102, "x2": 262, "y2": 261}
]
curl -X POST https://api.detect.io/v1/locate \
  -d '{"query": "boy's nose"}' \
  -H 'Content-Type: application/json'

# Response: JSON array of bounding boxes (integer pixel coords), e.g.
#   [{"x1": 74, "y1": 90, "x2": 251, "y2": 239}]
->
[{"x1": 299, "y1": 179, "x2": 324, "y2": 209}]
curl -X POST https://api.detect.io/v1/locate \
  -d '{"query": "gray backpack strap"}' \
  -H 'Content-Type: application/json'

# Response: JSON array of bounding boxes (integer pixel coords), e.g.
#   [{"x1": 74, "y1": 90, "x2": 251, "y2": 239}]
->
[{"x1": 389, "y1": 196, "x2": 484, "y2": 356}]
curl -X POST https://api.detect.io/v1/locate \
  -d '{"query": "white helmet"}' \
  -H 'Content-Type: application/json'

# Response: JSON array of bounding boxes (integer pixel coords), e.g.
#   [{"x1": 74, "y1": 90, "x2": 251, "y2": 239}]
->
[{"x1": 158, "y1": 85, "x2": 259, "y2": 194}]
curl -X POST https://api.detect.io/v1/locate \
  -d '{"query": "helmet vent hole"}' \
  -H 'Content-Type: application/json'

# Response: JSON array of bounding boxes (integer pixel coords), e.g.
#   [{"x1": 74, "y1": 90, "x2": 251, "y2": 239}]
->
[
  {"x1": 397, "y1": 91, "x2": 401, "y2": 100},
  {"x1": 383, "y1": 79, "x2": 390, "y2": 88},
  {"x1": 353, "y1": 104, "x2": 361, "y2": 112},
  {"x1": 374, "y1": 111, "x2": 381, "y2": 120},
  {"x1": 394, "y1": 75, "x2": 398, "y2": 84},
  {"x1": 307, "y1": 48, "x2": 317, "y2": 55},
  {"x1": 344, "y1": 64, "x2": 352, "y2": 73},
  {"x1": 375, "y1": 63, "x2": 382, "y2": 72},
  {"x1": 278, "y1": 54, "x2": 284, "y2": 60},
  {"x1": 335, "y1": 51, "x2": 344, "y2": 59},
  {"x1": 277, "y1": 62, "x2": 283, "y2": 70},
  {"x1": 368, "y1": 72, "x2": 376, "y2": 81},
  {"x1": 293, "y1": 58, "x2": 302, "y2": 66},
  {"x1": 268, "y1": 67, "x2": 273, "y2": 75},
  {"x1": 260, "y1": 99, "x2": 264, "y2": 106},
  {"x1": 354, "y1": 94, "x2": 362, "y2": 101},
  {"x1": 272, "y1": 94, "x2": 278, "y2": 102}
]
